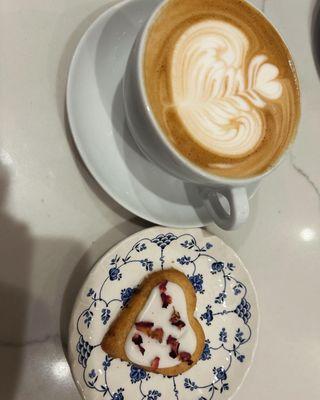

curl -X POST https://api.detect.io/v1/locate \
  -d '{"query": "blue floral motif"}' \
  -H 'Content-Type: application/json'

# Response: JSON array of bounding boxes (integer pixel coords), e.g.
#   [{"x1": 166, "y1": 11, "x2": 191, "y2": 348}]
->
[
  {"x1": 220, "y1": 383, "x2": 229, "y2": 393},
  {"x1": 215, "y1": 292, "x2": 227, "y2": 304},
  {"x1": 235, "y1": 298, "x2": 251, "y2": 323},
  {"x1": 189, "y1": 274, "x2": 204, "y2": 294},
  {"x1": 109, "y1": 267, "x2": 122, "y2": 281},
  {"x1": 87, "y1": 288, "x2": 94, "y2": 296},
  {"x1": 197, "y1": 242, "x2": 214, "y2": 252},
  {"x1": 129, "y1": 365, "x2": 148, "y2": 383},
  {"x1": 135, "y1": 242, "x2": 147, "y2": 252},
  {"x1": 110, "y1": 255, "x2": 120, "y2": 265},
  {"x1": 83, "y1": 310, "x2": 93, "y2": 328},
  {"x1": 184, "y1": 378, "x2": 198, "y2": 391},
  {"x1": 177, "y1": 256, "x2": 191, "y2": 265},
  {"x1": 121, "y1": 287, "x2": 134, "y2": 306},
  {"x1": 237, "y1": 355, "x2": 245, "y2": 363},
  {"x1": 88, "y1": 369, "x2": 98, "y2": 387},
  {"x1": 211, "y1": 262, "x2": 224, "y2": 274},
  {"x1": 87, "y1": 288, "x2": 96, "y2": 298},
  {"x1": 182, "y1": 239, "x2": 213, "y2": 252},
  {"x1": 200, "y1": 305, "x2": 214, "y2": 326},
  {"x1": 103, "y1": 355, "x2": 112, "y2": 370},
  {"x1": 140, "y1": 258, "x2": 153, "y2": 271},
  {"x1": 112, "y1": 388, "x2": 124, "y2": 400},
  {"x1": 88, "y1": 369, "x2": 96, "y2": 379},
  {"x1": 101, "y1": 308, "x2": 111, "y2": 325},
  {"x1": 232, "y1": 342, "x2": 246, "y2": 363},
  {"x1": 219, "y1": 328, "x2": 227, "y2": 343},
  {"x1": 215, "y1": 367, "x2": 227, "y2": 381},
  {"x1": 147, "y1": 389, "x2": 162, "y2": 400},
  {"x1": 201, "y1": 339, "x2": 212, "y2": 361},
  {"x1": 152, "y1": 233, "x2": 177, "y2": 249},
  {"x1": 181, "y1": 239, "x2": 195, "y2": 249},
  {"x1": 233, "y1": 284, "x2": 243, "y2": 295},
  {"x1": 235, "y1": 328, "x2": 245, "y2": 344},
  {"x1": 76, "y1": 336, "x2": 93, "y2": 368},
  {"x1": 227, "y1": 263, "x2": 235, "y2": 271}
]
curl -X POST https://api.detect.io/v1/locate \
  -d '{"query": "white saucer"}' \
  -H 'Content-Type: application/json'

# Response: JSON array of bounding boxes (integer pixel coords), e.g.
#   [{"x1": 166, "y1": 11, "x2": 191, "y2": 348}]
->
[
  {"x1": 69, "y1": 227, "x2": 259, "y2": 400},
  {"x1": 67, "y1": 0, "x2": 258, "y2": 227}
]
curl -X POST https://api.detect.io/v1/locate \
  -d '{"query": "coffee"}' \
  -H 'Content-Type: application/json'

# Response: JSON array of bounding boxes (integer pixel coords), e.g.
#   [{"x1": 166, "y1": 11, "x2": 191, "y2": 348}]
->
[{"x1": 143, "y1": 0, "x2": 300, "y2": 178}]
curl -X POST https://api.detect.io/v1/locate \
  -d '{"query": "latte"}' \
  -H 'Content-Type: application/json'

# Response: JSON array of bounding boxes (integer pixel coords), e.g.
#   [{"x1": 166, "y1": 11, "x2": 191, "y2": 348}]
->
[{"x1": 143, "y1": 0, "x2": 300, "y2": 178}]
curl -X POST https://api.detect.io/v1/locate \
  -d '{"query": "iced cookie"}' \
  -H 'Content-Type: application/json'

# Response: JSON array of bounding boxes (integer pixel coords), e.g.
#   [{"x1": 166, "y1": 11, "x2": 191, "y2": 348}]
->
[{"x1": 101, "y1": 269, "x2": 205, "y2": 375}]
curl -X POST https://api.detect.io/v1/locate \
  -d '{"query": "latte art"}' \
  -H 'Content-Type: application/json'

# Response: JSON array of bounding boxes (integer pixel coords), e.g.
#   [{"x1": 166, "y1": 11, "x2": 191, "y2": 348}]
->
[
  {"x1": 144, "y1": 0, "x2": 300, "y2": 178},
  {"x1": 170, "y1": 20, "x2": 282, "y2": 157}
]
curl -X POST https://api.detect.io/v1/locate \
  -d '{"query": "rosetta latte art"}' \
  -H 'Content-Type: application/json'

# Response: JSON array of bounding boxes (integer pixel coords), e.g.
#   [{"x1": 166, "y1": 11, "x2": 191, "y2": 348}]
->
[{"x1": 170, "y1": 20, "x2": 283, "y2": 157}]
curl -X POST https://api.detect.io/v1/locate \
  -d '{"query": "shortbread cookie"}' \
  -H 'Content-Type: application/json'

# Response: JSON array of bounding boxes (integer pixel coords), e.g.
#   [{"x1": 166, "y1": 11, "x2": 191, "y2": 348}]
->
[{"x1": 101, "y1": 269, "x2": 205, "y2": 375}]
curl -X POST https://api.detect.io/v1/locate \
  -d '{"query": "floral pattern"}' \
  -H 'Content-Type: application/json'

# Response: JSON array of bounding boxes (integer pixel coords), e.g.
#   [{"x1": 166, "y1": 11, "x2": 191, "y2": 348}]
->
[{"x1": 72, "y1": 229, "x2": 257, "y2": 400}]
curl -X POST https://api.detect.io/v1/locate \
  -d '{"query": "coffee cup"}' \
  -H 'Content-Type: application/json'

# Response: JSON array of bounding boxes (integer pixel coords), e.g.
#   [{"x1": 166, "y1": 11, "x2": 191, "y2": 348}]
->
[{"x1": 123, "y1": 0, "x2": 300, "y2": 230}]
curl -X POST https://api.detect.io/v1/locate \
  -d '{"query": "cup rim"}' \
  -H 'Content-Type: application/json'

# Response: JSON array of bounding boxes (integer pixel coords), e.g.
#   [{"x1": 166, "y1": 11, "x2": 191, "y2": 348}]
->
[{"x1": 136, "y1": 0, "x2": 301, "y2": 186}]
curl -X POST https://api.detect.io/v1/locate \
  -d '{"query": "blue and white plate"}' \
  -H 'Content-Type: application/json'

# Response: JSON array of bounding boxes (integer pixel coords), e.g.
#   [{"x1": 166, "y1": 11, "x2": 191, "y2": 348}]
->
[{"x1": 69, "y1": 227, "x2": 259, "y2": 400}]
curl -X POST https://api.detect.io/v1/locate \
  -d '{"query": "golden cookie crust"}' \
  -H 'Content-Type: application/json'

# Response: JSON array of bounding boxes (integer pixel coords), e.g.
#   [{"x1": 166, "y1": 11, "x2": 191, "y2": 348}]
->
[{"x1": 101, "y1": 268, "x2": 205, "y2": 375}]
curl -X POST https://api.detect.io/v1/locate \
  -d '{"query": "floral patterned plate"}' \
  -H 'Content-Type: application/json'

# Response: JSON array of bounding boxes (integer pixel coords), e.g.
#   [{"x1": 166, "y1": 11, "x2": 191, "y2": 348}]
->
[{"x1": 68, "y1": 227, "x2": 259, "y2": 400}]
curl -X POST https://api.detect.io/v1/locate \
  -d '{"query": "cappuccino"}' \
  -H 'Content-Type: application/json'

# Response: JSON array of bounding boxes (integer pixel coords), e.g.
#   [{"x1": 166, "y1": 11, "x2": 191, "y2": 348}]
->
[{"x1": 143, "y1": 0, "x2": 300, "y2": 178}]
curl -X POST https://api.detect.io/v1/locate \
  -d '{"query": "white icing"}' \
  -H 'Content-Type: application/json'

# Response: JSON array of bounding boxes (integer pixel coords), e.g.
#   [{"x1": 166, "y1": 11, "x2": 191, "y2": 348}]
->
[
  {"x1": 125, "y1": 282, "x2": 197, "y2": 368},
  {"x1": 170, "y1": 20, "x2": 283, "y2": 157}
]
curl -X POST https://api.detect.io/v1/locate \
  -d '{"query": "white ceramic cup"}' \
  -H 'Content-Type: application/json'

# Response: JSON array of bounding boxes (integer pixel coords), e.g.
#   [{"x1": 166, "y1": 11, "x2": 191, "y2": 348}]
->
[{"x1": 123, "y1": 0, "x2": 298, "y2": 230}]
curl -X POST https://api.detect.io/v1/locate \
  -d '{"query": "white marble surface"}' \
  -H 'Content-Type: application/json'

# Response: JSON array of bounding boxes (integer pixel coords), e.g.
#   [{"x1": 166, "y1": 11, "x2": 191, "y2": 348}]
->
[{"x1": 0, "y1": 0, "x2": 319, "y2": 398}]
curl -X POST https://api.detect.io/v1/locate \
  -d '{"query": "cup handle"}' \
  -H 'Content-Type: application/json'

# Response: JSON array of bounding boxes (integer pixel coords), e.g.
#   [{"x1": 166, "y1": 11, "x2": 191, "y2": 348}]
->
[{"x1": 203, "y1": 187, "x2": 249, "y2": 230}]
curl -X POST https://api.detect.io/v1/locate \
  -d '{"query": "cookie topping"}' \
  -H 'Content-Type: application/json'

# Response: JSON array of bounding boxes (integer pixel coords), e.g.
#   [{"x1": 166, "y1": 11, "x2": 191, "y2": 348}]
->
[
  {"x1": 132, "y1": 333, "x2": 145, "y2": 355},
  {"x1": 159, "y1": 280, "x2": 173, "y2": 308},
  {"x1": 170, "y1": 308, "x2": 186, "y2": 330},
  {"x1": 159, "y1": 280, "x2": 168, "y2": 292},
  {"x1": 135, "y1": 321, "x2": 154, "y2": 335},
  {"x1": 161, "y1": 292, "x2": 173, "y2": 308},
  {"x1": 125, "y1": 281, "x2": 197, "y2": 369},
  {"x1": 179, "y1": 351, "x2": 193, "y2": 365},
  {"x1": 150, "y1": 327, "x2": 164, "y2": 343},
  {"x1": 135, "y1": 322, "x2": 164, "y2": 343},
  {"x1": 150, "y1": 356, "x2": 160, "y2": 371},
  {"x1": 167, "y1": 335, "x2": 180, "y2": 359}
]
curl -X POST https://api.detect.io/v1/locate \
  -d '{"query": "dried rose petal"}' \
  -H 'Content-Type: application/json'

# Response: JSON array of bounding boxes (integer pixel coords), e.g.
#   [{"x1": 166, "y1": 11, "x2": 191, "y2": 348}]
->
[
  {"x1": 132, "y1": 333, "x2": 143, "y2": 345},
  {"x1": 161, "y1": 292, "x2": 172, "y2": 308},
  {"x1": 170, "y1": 308, "x2": 180, "y2": 323},
  {"x1": 167, "y1": 335, "x2": 180, "y2": 359},
  {"x1": 159, "y1": 280, "x2": 168, "y2": 293},
  {"x1": 150, "y1": 356, "x2": 160, "y2": 371},
  {"x1": 173, "y1": 320, "x2": 186, "y2": 329},
  {"x1": 150, "y1": 327, "x2": 164, "y2": 343},
  {"x1": 179, "y1": 351, "x2": 193, "y2": 365},
  {"x1": 135, "y1": 321, "x2": 154, "y2": 335},
  {"x1": 168, "y1": 350, "x2": 177, "y2": 359},
  {"x1": 132, "y1": 333, "x2": 145, "y2": 355},
  {"x1": 170, "y1": 308, "x2": 186, "y2": 330},
  {"x1": 166, "y1": 335, "x2": 176, "y2": 345}
]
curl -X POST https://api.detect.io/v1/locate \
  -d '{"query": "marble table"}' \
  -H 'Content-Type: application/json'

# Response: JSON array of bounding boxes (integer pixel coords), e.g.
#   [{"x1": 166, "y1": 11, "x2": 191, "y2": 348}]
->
[{"x1": 1, "y1": 0, "x2": 319, "y2": 398}]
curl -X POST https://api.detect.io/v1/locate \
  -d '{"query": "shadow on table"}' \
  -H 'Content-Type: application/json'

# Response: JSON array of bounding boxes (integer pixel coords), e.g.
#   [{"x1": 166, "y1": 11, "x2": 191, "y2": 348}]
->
[
  {"x1": 0, "y1": 165, "x2": 86, "y2": 399},
  {"x1": 311, "y1": 0, "x2": 320, "y2": 77}
]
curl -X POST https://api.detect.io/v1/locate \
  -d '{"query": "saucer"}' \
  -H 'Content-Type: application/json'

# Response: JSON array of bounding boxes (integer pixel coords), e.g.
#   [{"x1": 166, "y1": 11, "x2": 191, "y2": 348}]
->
[
  {"x1": 68, "y1": 227, "x2": 259, "y2": 400},
  {"x1": 67, "y1": 0, "x2": 258, "y2": 227}
]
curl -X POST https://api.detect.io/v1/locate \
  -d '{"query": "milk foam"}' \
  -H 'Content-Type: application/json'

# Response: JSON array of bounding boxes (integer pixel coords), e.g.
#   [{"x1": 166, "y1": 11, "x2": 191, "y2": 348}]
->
[{"x1": 170, "y1": 20, "x2": 283, "y2": 157}]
